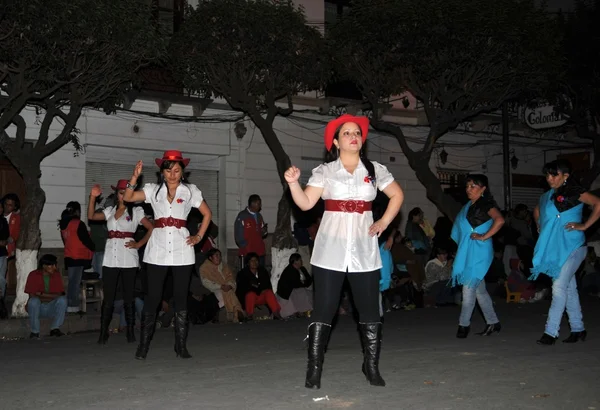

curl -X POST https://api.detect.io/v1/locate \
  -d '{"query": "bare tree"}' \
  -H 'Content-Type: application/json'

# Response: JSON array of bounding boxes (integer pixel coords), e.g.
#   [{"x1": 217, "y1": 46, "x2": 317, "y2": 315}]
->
[
  {"x1": 170, "y1": 0, "x2": 327, "y2": 250},
  {"x1": 328, "y1": 0, "x2": 560, "y2": 219},
  {"x1": 0, "y1": 0, "x2": 165, "y2": 315}
]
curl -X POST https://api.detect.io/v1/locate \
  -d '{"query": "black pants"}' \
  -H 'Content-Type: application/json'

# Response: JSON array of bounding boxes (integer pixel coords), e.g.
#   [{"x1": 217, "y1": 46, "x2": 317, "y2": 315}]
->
[
  {"x1": 143, "y1": 264, "x2": 193, "y2": 315},
  {"x1": 312, "y1": 265, "x2": 380, "y2": 324},
  {"x1": 102, "y1": 267, "x2": 137, "y2": 306}
]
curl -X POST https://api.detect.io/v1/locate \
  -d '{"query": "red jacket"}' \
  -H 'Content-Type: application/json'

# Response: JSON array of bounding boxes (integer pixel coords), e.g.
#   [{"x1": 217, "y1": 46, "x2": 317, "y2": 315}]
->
[
  {"x1": 25, "y1": 269, "x2": 65, "y2": 295},
  {"x1": 6, "y1": 212, "x2": 20, "y2": 257},
  {"x1": 234, "y1": 209, "x2": 266, "y2": 257},
  {"x1": 61, "y1": 219, "x2": 94, "y2": 261}
]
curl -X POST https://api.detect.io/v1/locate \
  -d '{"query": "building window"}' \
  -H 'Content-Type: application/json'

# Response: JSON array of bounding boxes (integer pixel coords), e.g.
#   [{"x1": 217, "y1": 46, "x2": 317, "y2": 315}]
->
[
  {"x1": 324, "y1": 0, "x2": 350, "y2": 29},
  {"x1": 148, "y1": 0, "x2": 185, "y2": 36}
]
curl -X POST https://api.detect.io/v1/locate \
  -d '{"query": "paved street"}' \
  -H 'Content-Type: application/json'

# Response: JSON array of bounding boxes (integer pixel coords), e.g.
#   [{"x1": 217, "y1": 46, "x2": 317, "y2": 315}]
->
[{"x1": 1, "y1": 298, "x2": 599, "y2": 410}]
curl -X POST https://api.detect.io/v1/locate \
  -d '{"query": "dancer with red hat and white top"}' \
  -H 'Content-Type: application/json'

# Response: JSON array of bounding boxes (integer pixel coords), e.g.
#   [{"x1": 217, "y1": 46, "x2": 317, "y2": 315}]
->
[
  {"x1": 88, "y1": 179, "x2": 154, "y2": 345},
  {"x1": 285, "y1": 115, "x2": 404, "y2": 389},
  {"x1": 124, "y1": 150, "x2": 212, "y2": 360}
]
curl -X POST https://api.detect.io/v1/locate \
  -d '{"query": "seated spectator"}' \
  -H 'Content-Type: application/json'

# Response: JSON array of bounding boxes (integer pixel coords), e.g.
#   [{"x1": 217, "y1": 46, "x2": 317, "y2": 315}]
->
[
  {"x1": 236, "y1": 252, "x2": 281, "y2": 320},
  {"x1": 188, "y1": 273, "x2": 220, "y2": 325},
  {"x1": 423, "y1": 247, "x2": 456, "y2": 306},
  {"x1": 199, "y1": 249, "x2": 246, "y2": 323},
  {"x1": 507, "y1": 258, "x2": 537, "y2": 301},
  {"x1": 391, "y1": 237, "x2": 426, "y2": 291},
  {"x1": 276, "y1": 253, "x2": 313, "y2": 318},
  {"x1": 25, "y1": 254, "x2": 67, "y2": 339}
]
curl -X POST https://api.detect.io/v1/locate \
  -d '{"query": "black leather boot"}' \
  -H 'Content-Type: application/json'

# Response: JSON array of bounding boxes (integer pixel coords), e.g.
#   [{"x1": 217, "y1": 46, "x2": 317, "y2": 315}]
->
[
  {"x1": 359, "y1": 322, "x2": 386, "y2": 387},
  {"x1": 174, "y1": 311, "x2": 192, "y2": 359},
  {"x1": 124, "y1": 302, "x2": 136, "y2": 343},
  {"x1": 476, "y1": 322, "x2": 501, "y2": 336},
  {"x1": 562, "y1": 330, "x2": 587, "y2": 343},
  {"x1": 456, "y1": 325, "x2": 470, "y2": 339},
  {"x1": 97, "y1": 303, "x2": 114, "y2": 345},
  {"x1": 305, "y1": 322, "x2": 331, "y2": 389},
  {"x1": 135, "y1": 312, "x2": 156, "y2": 360}
]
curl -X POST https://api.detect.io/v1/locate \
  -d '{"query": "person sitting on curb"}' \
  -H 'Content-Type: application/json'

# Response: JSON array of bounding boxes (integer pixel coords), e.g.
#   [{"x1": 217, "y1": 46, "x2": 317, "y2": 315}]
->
[
  {"x1": 236, "y1": 252, "x2": 281, "y2": 320},
  {"x1": 25, "y1": 254, "x2": 68, "y2": 339}
]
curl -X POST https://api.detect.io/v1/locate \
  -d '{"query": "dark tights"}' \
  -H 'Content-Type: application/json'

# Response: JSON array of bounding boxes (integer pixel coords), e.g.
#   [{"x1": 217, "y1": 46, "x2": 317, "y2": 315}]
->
[
  {"x1": 312, "y1": 265, "x2": 381, "y2": 324},
  {"x1": 143, "y1": 264, "x2": 192, "y2": 315},
  {"x1": 102, "y1": 267, "x2": 137, "y2": 306}
]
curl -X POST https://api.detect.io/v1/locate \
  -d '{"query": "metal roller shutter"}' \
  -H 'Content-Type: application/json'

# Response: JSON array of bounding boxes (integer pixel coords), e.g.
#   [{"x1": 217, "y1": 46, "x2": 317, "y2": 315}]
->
[
  {"x1": 511, "y1": 186, "x2": 544, "y2": 211},
  {"x1": 85, "y1": 162, "x2": 219, "y2": 223}
]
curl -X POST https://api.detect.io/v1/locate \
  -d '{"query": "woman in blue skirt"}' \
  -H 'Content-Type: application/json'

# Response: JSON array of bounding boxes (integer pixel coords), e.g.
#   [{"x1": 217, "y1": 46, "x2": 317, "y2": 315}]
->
[{"x1": 451, "y1": 174, "x2": 505, "y2": 338}]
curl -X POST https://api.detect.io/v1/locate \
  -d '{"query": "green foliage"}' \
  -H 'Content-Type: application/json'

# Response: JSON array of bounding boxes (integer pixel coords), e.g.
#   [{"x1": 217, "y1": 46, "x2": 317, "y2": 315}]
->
[
  {"x1": 329, "y1": 0, "x2": 561, "y2": 130},
  {"x1": 170, "y1": 0, "x2": 327, "y2": 113},
  {"x1": 0, "y1": 0, "x2": 166, "y2": 117}
]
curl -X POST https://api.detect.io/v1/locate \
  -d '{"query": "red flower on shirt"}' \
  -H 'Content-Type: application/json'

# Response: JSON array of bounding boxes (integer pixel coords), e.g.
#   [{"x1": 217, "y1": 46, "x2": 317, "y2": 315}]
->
[
  {"x1": 176, "y1": 198, "x2": 184, "y2": 204},
  {"x1": 364, "y1": 176, "x2": 373, "y2": 183},
  {"x1": 125, "y1": 216, "x2": 131, "y2": 222},
  {"x1": 556, "y1": 195, "x2": 565, "y2": 203}
]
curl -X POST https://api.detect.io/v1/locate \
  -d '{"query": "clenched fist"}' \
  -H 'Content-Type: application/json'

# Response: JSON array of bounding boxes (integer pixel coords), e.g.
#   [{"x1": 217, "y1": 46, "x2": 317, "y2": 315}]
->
[{"x1": 284, "y1": 166, "x2": 301, "y2": 184}]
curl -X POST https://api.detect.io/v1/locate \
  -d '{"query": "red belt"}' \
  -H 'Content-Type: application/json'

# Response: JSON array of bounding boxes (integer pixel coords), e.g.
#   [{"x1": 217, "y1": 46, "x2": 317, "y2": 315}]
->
[
  {"x1": 324, "y1": 200, "x2": 372, "y2": 214},
  {"x1": 154, "y1": 217, "x2": 187, "y2": 229},
  {"x1": 108, "y1": 231, "x2": 134, "y2": 239}
]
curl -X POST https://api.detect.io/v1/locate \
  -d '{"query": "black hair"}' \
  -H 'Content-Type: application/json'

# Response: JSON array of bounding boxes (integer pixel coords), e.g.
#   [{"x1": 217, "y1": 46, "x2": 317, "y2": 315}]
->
[
  {"x1": 155, "y1": 160, "x2": 190, "y2": 200},
  {"x1": 38, "y1": 254, "x2": 58, "y2": 270},
  {"x1": 542, "y1": 159, "x2": 572, "y2": 177},
  {"x1": 206, "y1": 248, "x2": 221, "y2": 260},
  {"x1": 401, "y1": 237, "x2": 412, "y2": 246},
  {"x1": 408, "y1": 207, "x2": 423, "y2": 220},
  {"x1": 114, "y1": 187, "x2": 135, "y2": 220},
  {"x1": 289, "y1": 253, "x2": 302, "y2": 265},
  {"x1": 245, "y1": 252, "x2": 259, "y2": 265},
  {"x1": 248, "y1": 194, "x2": 261, "y2": 208},
  {"x1": 58, "y1": 201, "x2": 81, "y2": 228},
  {"x1": 1, "y1": 193, "x2": 20, "y2": 211},
  {"x1": 465, "y1": 174, "x2": 490, "y2": 193},
  {"x1": 325, "y1": 123, "x2": 376, "y2": 186},
  {"x1": 433, "y1": 246, "x2": 448, "y2": 256},
  {"x1": 514, "y1": 203, "x2": 528, "y2": 214}
]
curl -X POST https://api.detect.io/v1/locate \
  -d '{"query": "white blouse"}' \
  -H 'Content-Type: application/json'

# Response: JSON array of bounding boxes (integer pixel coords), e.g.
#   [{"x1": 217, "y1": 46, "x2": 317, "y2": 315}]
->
[
  {"x1": 307, "y1": 159, "x2": 395, "y2": 272},
  {"x1": 102, "y1": 206, "x2": 145, "y2": 268},
  {"x1": 142, "y1": 182, "x2": 204, "y2": 266}
]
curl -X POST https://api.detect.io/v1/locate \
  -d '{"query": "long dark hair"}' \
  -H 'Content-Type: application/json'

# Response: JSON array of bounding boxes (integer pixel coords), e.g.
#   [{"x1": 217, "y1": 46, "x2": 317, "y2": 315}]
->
[
  {"x1": 155, "y1": 160, "x2": 191, "y2": 200},
  {"x1": 114, "y1": 188, "x2": 135, "y2": 219},
  {"x1": 325, "y1": 124, "x2": 376, "y2": 186},
  {"x1": 58, "y1": 201, "x2": 81, "y2": 228},
  {"x1": 543, "y1": 159, "x2": 583, "y2": 199}
]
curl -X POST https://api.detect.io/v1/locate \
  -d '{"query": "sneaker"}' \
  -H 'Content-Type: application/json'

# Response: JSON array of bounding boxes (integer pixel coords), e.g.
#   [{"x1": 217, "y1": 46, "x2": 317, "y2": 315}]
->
[
  {"x1": 29, "y1": 332, "x2": 40, "y2": 339},
  {"x1": 49, "y1": 329, "x2": 65, "y2": 337}
]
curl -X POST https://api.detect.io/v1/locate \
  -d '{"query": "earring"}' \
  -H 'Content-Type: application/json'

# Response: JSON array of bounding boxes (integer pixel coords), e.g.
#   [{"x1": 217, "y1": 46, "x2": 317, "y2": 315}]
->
[{"x1": 563, "y1": 179, "x2": 567, "y2": 185}]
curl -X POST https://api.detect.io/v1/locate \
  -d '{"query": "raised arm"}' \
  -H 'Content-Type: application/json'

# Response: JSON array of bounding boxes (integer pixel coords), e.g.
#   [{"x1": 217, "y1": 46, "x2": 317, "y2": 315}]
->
[
  {"x1": 87, "y1": 185, "x2": 106, "y2": 221},
  {"x1": 123, "y1": 160, "x2": 147, "y2": 203},
  {"x1": 284, "y1": 166, "x2": 323, "y2": 211}
]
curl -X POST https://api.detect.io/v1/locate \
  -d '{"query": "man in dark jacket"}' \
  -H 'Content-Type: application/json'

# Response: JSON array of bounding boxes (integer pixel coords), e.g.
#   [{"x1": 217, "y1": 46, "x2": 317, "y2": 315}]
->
[{"x1": 236, "y1": 252, "x2": 281, "y2": 319}]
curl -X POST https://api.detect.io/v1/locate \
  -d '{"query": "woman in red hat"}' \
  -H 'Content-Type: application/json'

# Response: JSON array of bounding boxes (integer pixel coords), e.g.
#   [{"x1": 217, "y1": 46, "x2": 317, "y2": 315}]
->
[
  {"x1": 87, "y1": 180, "x2": 154, "y2": 345},
  {"x1": 285, "y1": 114, "x2": 404, "y2": 389},
  {"x1": 124, "y1": 150, "x2": 212, "y2": 360}
]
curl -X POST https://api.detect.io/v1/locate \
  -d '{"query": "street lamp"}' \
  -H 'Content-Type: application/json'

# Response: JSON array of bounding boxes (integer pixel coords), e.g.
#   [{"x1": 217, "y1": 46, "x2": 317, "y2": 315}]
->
[{"x1": 439, "y1": 148, "x2": 448, "y2": 165}]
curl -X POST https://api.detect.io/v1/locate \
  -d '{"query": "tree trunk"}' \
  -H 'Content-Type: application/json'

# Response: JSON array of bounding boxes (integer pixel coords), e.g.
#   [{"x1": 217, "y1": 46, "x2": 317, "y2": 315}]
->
[
  {"x1": 411, "y1": 160, "x2": 463, "y2": 221},
  {"x1": 371, "y1": 119, "x2": 463, "y2": 221},
  {"x1": 12, "y1": 169, "x2": 45, "y2": 317}
]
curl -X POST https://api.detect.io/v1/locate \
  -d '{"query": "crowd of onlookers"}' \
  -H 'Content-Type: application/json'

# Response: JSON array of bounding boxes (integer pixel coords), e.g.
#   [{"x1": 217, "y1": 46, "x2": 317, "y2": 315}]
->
[{"x1": 3, "y1": 188, "x2": 600, "y2": 338}]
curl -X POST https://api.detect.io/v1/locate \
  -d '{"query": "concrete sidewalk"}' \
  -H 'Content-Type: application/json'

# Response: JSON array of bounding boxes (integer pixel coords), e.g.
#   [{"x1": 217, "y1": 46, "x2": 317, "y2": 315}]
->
[{"x1": 0, "y1": 298, "x2": 599, "y2": 410}]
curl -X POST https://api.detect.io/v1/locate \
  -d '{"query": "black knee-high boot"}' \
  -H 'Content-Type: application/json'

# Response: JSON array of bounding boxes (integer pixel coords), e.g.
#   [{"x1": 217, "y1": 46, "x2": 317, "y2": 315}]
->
[
  {"x1": 135, "y1": 312, "x2": 156, "y2": 360},
  {"x1": 97, "y1": 303, "x2": 114, "y2": 345},
  {"x1": 124, "y1": 302, "x2": 136, "y2": 343},
  {"x1": 305, "y1": 322, "x2": 331, "y2": 389},
  {"x1": 174, "y1": 311, "x2": 192, "y2": 359},
  {"x1": 359, "y1": 322, "x2": 386, "y2": 386}
]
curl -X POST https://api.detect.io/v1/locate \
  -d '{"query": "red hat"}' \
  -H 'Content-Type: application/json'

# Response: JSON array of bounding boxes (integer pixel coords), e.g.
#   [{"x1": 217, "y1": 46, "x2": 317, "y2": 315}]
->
[
  {"x1": 155, "y1": 150, "x2": 190, "y2": 168},
  {"x1": 324, "y1": 114, "x2": 369, "y2": 151},
  {"x1": 111, "y1": 179, "x2": 129, "y2": 191}
]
